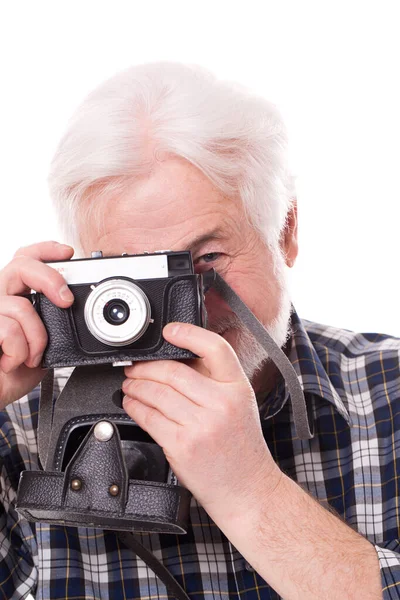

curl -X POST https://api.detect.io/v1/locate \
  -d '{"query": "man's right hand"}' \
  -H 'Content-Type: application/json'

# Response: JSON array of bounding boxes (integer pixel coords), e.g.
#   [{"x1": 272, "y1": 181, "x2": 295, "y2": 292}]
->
[{"x1": 0, "y1": 241, "x2": 75, "y2": 409}]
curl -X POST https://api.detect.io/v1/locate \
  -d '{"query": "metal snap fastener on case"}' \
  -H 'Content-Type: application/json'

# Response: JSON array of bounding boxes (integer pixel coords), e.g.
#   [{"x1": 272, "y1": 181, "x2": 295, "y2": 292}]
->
[
  {"x1": 94, "y1": 421, "x2": 114, "y2": 442},
  {"x1": 71, "y1": 478, "x2": 82, "y2": 491},
  {"x1": 109, "y1": 484, "x2": 120, "y2": 496}
]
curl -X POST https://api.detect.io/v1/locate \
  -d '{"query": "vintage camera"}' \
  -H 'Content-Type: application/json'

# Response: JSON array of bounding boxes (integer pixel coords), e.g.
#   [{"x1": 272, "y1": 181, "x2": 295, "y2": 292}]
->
[
  {"x1": 16, "y1": 250, "x2": 208, "y2": 533},
  {"x1": 16, "y1": 249, "x2": 311, "y2": 532},
  {"x1": 34, "y1": 249, "x2": 207, "y2": 368}
]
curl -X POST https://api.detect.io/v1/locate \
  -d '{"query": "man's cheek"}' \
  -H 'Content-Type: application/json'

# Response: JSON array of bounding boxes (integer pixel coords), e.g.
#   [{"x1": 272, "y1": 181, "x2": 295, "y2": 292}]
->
[{"x1": 204, "y1": 290, "x2": 232, "y2": 326}]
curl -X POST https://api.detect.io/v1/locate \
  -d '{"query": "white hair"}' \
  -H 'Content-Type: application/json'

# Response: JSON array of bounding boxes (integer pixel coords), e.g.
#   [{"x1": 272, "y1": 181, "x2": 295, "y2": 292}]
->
[{"x1": 48, "y1": 62, "x2": 294, "y2": 256}]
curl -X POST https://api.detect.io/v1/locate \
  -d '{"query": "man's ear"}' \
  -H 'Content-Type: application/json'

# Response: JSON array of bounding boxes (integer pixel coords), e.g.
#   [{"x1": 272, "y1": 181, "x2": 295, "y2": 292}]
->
[{"x1": 280, "y1": 200, "x2": 298, "y2": 268}]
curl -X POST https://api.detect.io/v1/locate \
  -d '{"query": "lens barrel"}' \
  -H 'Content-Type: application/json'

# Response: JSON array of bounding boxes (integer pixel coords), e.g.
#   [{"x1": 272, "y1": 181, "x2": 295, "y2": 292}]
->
[
  {"x1": 103, "y1": 300, "x2": 130, "y2": 325},
  {"x1": 84, "y1": 279, "x2": 152, "y2": 346}
]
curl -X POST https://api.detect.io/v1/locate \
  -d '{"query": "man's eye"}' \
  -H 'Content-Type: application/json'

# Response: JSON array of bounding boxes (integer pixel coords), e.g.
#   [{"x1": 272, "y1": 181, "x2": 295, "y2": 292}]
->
[{"x1": 196, "y1": 252, "x2": 221, "y2": 264}]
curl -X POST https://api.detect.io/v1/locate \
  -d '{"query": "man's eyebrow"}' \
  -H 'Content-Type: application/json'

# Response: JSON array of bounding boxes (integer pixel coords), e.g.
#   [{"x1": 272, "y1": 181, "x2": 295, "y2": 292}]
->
[
  {"x1": 103, "y1": 229, "x2": 226, "y2": 258},
  {"x1": 185, "y1": 229, "x2": 227, "y2": 254}
]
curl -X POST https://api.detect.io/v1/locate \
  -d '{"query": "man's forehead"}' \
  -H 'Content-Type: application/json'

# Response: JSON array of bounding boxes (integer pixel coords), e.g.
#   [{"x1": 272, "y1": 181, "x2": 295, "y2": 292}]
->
[{"x1": 79, "y1": 158, "x2": 242, "y2": 256}]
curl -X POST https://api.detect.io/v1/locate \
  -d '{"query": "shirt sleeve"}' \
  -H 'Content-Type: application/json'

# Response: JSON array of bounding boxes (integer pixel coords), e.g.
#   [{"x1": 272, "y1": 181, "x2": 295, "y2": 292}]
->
[
  {"x1": 0, "y1": 466, "x2": 37, "y2": 598},
  {"x1": 375, "y1": 541, "x2": 400, "y2": 599},
  {"x1": 0, "y1": 400, "x2": 38, "y2": 599}
]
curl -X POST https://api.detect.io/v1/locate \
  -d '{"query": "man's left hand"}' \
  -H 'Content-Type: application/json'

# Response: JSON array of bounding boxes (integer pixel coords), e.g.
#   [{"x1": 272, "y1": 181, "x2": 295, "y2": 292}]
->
[{"x1": 122, "y1": 322, "x2": 282, "y2": 520}]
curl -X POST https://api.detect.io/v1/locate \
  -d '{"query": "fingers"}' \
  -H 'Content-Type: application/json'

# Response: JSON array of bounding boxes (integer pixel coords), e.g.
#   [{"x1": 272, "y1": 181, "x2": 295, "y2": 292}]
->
[
  {"x1": 0, "y1": 241, "x2": 74, "y2": 305},
  {"x1": 13, "y1": 240, "x2": 74, "y2": 261},
  {"x1": 122, "y1": 396, "x2": 178, "y2": 448},
  {"x1": 0, "y1": 316, "x2": 29, "y2": 373},
  {"x1": 185, "y1": 358, "x2": 211, "y2": 378},
  {"x1": 162, "y1": 323, "x2": 243, "y2": 383},
  {"x1": 0, "y1": 296, "x2": 48, "y2": 369},
  {"x1": 124, "y1": 359, "x2": 216, "y2": 407},
  {"x1": 0, "y1": 241, "x2": 74, "y2": 377},
  {"x1": 122, "y1": 378, "x2": 199, "y2": 424}
]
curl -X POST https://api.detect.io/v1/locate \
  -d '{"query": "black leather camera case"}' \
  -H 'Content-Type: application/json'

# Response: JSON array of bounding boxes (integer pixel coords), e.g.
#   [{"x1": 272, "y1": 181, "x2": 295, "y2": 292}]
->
[{"x1": 36, "y1": 274, "x2": 204, "y2": 368}]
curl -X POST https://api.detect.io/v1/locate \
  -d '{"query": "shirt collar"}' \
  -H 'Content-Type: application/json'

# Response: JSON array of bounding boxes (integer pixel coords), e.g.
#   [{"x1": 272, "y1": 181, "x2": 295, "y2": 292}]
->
[{"x1": 258, "y1": 309, "x2": 351, "y2": 425}]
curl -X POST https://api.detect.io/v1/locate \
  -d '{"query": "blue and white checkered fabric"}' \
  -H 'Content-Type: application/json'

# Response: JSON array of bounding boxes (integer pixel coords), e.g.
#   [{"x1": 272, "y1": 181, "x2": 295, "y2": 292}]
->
[{"x1": 1, "y1": 310, "x2": 400, "y2": 599}]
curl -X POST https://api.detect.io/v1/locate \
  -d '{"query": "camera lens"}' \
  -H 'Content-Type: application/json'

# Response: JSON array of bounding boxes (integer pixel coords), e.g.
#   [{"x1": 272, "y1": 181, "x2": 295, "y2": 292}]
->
[
  {"x1": 103, "y1": 300, "x2": 130, "y2": 325},
  {"x1": 84, "y1": 279, "x2": 152, "y2": 346}
]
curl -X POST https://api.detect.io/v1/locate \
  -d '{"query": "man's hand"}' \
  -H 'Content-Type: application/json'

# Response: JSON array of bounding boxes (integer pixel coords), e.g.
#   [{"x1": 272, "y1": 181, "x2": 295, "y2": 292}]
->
[
  {"x1": 0, "y1": 241, "x2": 75, "y2": 408},
  {"x1": 122, "y1": 322, "x2": 282, "y2": 520},
  {"x1": 122, "y1": 323, "x2": 384, "y2": 599}
]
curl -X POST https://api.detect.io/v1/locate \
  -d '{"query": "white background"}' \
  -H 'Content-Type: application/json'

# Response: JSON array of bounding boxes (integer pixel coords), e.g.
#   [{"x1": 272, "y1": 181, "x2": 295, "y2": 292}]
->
[{"x1": 0, "y1": 1, "x2": 399, "y2": 336}]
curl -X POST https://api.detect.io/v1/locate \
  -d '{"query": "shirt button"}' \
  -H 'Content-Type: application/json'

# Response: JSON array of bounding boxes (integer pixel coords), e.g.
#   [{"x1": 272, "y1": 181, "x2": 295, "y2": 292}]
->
[{"x1": 245, "y1": 561, "x2": 255, "y2": 572}]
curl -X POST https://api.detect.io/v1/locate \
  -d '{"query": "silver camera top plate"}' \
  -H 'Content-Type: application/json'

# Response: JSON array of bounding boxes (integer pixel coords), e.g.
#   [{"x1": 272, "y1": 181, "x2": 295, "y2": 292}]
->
[{"x1": 46, "y1": 253, "x2": 168, "y2": 284}]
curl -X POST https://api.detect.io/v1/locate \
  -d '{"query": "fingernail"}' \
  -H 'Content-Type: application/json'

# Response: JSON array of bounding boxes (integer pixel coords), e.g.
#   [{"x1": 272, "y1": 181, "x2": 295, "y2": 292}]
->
[
  {"x1": 59, "y1": 284, "x2": 74, "y2": 302},
  {"x1": 32, "y1": 355, "x2": 42, "y2": 368},
  {"x1": 122, "y1": 395, "x2": 132, "y2": 407},
  {"x1": 168, "y1": 324, "x2": 180, "y2": 336}
]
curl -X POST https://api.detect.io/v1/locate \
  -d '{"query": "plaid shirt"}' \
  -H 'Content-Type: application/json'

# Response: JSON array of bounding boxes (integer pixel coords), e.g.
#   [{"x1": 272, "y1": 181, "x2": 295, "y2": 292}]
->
[{"x1": 1, "y1": 310, "x2": 400, "y2": 600}]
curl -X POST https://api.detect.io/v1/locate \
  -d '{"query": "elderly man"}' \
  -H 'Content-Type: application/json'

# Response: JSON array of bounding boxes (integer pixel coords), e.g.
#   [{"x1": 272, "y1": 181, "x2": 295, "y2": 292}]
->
[{"x1": 0, "y1": 62, "x2": 398, "y2": 599}]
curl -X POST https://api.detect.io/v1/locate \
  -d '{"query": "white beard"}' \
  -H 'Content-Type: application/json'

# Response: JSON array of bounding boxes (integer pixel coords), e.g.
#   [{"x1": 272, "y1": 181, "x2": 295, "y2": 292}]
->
[{"x1": 208, "y1": 266, "x2": 292, "y2": 382}]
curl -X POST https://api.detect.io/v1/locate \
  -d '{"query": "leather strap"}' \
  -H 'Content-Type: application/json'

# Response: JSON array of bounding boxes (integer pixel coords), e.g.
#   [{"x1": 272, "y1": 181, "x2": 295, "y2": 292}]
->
[
  {"x1": 117, "y1": 532, "x2": 191, "y2": 600},
  {"x1": 37, "y1": 369, "x2": 55, "y2": 469},
  {"x1": 208, "y1": 271, "x2": 313, "y2": 439}
]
